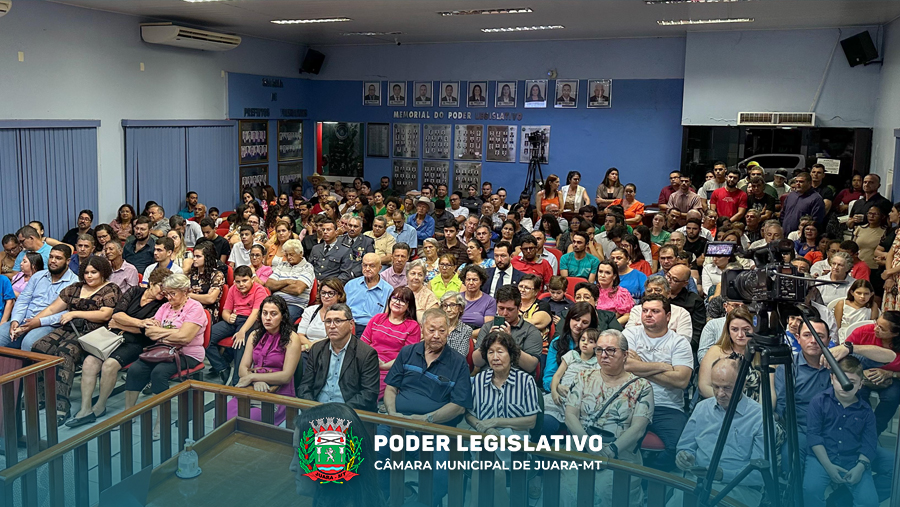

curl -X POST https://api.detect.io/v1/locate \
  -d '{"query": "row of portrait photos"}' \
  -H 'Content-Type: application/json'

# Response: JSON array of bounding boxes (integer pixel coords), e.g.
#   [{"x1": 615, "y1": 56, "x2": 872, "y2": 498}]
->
[{"x1": 362, "y1": 79, "x2": 612, "y2": 109}]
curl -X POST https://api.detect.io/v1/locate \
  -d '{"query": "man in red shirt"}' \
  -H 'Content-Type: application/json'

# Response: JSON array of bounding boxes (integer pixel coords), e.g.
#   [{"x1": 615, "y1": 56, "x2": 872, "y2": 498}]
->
[
  {"x1": 511, "y1": 235, "x2": 553, "y2": 290},
  {"x1": 840, "y1": 241, "x2": 871, "y2": 281},
  {"x1": 658, "y1": 171, "x2": 682, "y2": 213},
  {"x1": 831, "y1": 313, "x2": 900, "y2": 436},
  {"x1": 709, "y1": 168, "x2": 748, "y2": 223}
]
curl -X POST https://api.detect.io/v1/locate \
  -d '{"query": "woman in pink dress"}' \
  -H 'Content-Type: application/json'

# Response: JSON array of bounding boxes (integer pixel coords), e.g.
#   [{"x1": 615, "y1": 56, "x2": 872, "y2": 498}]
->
[
  {"x1": 595, "y1": 259, "x2": 634, "y2": 326},
  {"x1": 361, "y1": 286, "x2": 420, "y2": 399}
]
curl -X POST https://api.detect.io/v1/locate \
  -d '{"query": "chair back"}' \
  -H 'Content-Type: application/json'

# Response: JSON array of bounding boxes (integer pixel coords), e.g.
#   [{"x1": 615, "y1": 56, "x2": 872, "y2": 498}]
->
[
  {"x1": 203, "y1": 310, "x2": 212, "y2": 348},
  {"x1": 226, "y1": 265, "x2": 234, "y2": 286},
  {"x1": 218, "y1": 284, "x2": 229, "y2": 316},
  {"x1": 545, "y1": 247, "x2": 563, "y2": 266},
  {"x1": 565, "y1": 276, "x2": 588, "y2": 299}
]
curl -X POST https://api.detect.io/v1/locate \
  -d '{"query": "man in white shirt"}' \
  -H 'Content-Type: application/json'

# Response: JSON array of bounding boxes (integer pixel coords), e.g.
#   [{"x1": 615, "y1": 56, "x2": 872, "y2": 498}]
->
[
  {"x1": 623, "y1": 296, "x2": 694, "y2": 472},
  {"x1": 141, "y1": 237, "x2": 183, "y2": 284},
  {"x1": 627, "y1": 276, "x2": 692, "y2": 338},
  {"x1": 810, "y1": 239, "x2": 842, "y2": 277},
  {"x1": 170, "y1": 215, "x2": 202, "y2": 249},
  {"x1": 698, "y1": 162, "x2": 726, "y2": 210},
  {"x1": 448, "y1": 192, "x2": 469, "y2": 224},
  {"x1": 228, "y1": 225, "x2": 254, "y2": 268}
]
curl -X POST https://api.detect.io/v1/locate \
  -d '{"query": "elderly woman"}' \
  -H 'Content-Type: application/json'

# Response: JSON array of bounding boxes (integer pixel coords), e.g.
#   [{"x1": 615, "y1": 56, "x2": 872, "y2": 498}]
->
[
  {"x1": 297, "y1": 277, "x2": 345, "y2": 351},
  {"x1": 66, "y1": 267, "x2": 171, "y2": 428},
  {"x1": 460, "y1": 264, "x2": 497, "y2": 335},
  {"x1": 517, "y1": 274, "x2": 552, "y2": 338},
  {"x1": 816, "y1": 251, "x2": 856, "y2": 305},
  {"x1": 440, "y1": 291, "x2": 473, "y2": 358},
  {"x1": 430, "y1": 253, "x2": 462, "y2": 299},
  {"x1": 360, "y1": 286, "x2": 420, "y2": 399},
  {"x1": 420, "y1": 238, "x2": 441, "y2": 281},
  {"x1": 123, "y1": 273, "x2": 209, "y2": 438},
  {"x1": 265, "y1": 219, "x2": 294, "y2": 266},
  {"x1": 265, "y1": 239, "x2": 315, "y2": 323},
  {"x1": 227, "y1": 295, "x2": 302, "y2": 424},
  {"x1": 110, "y1": 204, "x2": 136, "y2": 242},
  {"x1": 560, "y1": 329, "x2": 653, "y2": 507},
  {"x1": 406, "y1": 259, "x2": 438, "y2": 321},
  {"x1": 249, "y1": 244, "x2": 273, "y2": 285},
  {"x1": 31, "y1": 256, "x2": 121, "y2": 425},
  {"x1": 186, "y1": 241, "x2": 225, "y2": 322}
]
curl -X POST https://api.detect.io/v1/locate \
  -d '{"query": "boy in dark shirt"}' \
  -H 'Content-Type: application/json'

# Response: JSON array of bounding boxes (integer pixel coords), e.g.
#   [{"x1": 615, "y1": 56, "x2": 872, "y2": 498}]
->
[{"x1": 539, "y1": 275, "x2": 573, "y2": 325}]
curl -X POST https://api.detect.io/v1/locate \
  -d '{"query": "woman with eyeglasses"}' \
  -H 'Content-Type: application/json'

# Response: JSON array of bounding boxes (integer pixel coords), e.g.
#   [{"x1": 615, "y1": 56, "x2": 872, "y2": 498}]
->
[
  {"x1": 247, "y1": 214, "x2": 268, "y2": 245},
  {"x1": 297, "y1": 277, "x2": 346, "y2": 352},
  {"x1": 248, "y1": 244, "x2": 273, "y2": 286},
  {"x1": 420, "y1": 238, "x2": 441, "y2": 282},
  {"x1": 439, "y1": 291, "x2": 473, "y2": 359},
  {"x1": 360, "y1": 286, "x2": 420, "y2": 399},
  {"x1": 431, "y1": 254, "x2": 462, "y2": 299},
  {"x1": 406, "y1": 260, "x2": 438, "y2": 322},
  {"x1": 517, "y1": 274, "x2": 552, "y2": 343}
]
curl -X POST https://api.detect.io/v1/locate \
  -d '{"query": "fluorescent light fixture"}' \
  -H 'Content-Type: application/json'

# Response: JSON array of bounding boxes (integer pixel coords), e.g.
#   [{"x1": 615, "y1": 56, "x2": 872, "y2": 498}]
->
[
  {"x1": 271, "y1": 17, "x2": 351, "y2": 25},
  {"x1": 481, "y1": 25, "x2": 564, "y2": 33},
  {"x1": 341, "y1": 31, "x2": 403, "y2": 36},
  {"x1": 646, "y1": 0, "x2": 754, "y2": 4},
  {"x1": 657, "y1": 18, "x2": 754, "y2": 25},
  {"x1": 183, "y1": 0, "x2": 228, "y2": 3},
  {"x1": 439, "y1": 8, "x2": 533, "y2": 16}
]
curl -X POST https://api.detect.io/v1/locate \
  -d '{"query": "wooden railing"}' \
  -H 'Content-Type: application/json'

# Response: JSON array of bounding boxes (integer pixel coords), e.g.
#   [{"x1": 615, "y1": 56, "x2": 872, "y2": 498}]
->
[{"x1": 0, "y1": 379, "x2": 752, "y2": 507}]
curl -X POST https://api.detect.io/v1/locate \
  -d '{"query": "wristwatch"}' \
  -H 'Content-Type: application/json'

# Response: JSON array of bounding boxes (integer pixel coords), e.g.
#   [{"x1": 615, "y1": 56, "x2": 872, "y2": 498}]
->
[
  {"x1": 858, "y1": 460, "x2": 871, "y2": 472},
  {"x1": 609, "y1": 443, "x2": 619, "y2": 459},
  {"x1": 426, "y1": 414, "x2": 435, "y2": 423},
  {"x1": 844, "y1": 342, "x2": 854, "y2": 356}
]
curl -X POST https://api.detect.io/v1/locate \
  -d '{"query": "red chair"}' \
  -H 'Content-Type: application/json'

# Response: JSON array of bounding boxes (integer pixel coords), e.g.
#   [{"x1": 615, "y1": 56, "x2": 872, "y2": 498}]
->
[
  {"x1": 465, "y1": 338, "x2": 475, "y2": 373},
  {"x1": 220, "y1": 286, "x2": 270, "y2": 348},
  {"x1": 220, "y1": 211, "x2": 233, "y2": 219},
  {"x1": 308, "y1": 279, "x2": 318, "y2": 305},
  {"x1": 545, "y1": 247, "x2": 563, "y2": 267},
  {"x1": 170, "y1": 310, "x2": 211, "y2": 381},
  {"x1": 137, "y1": 273, "x2": 143, "y2": 284},
  {"x1": 226, "y1": 265, "x2": 234, "y2": 286},
  {"x1": 218, "y1": 284, "x2": 229, "y2": 316},
  {"x1": 565, "y1": 276, "x2": 588, "y2": 299}
]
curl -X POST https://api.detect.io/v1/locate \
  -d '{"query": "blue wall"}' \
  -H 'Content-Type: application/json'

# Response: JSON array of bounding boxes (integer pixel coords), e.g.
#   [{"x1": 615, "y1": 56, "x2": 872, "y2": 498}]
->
[{"x1": 228, "y1": 73, "x2": 684, "y2": 204}]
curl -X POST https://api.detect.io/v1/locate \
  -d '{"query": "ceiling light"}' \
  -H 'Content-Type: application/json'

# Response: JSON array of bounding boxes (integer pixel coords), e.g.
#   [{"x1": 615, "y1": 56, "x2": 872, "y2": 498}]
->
[
  {"x1": 183, "y1": 0, "x2": 228, "y2": 3},
  {"x1": 657, "y1": 18, "x2": 754, "y2": 25},
  {"x1": 645, "y1": 0, "x2": 754, "y2": 4},
  {"x1": 341, "y1": 31, "x2": 403, "y2": 36},
  {"x1": 481, "y1": 25, "x2": 564, "y2": 33},
  {"x1": 271, "y1": 17, "x2": 351, "y2": 25},
  {"x1": 439, "y1": 8, "x2": 533, "y2": 16}
]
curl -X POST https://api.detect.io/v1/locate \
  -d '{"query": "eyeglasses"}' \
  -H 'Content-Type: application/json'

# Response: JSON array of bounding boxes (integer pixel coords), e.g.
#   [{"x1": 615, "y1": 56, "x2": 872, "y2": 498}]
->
[
  {"x1": 324, "y1": 318, "x2": 351, "y2": 327},
  {"x1": 440, "y1": 303, "x2": 460, "y2": 310},
  {"x1": 390, "y1": 296, "x2": 408, "y2": 304},
  {"x1": 320, "y1": 290, "x2": 337, "y2": 298},
  {"x1": 439, "y1": 263, "x2": 453, "y2": 268},
  {"x1": 596, "y1": 347, "x2": 619, "y2": 356}
]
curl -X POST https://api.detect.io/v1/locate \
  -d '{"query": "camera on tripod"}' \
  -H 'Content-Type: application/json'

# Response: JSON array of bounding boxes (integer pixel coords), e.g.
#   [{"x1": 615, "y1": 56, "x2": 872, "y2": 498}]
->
[
  {"x1": 527, "y1": 130, "x2": 546, "y2": 147},
  {"x1": 717, "y1": 239, "x2": 805, "y2": 304}
]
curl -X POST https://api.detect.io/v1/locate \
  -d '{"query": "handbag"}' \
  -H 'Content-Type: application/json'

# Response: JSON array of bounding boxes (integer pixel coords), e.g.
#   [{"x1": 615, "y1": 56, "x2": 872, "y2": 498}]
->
[
  {"x1": 139, "y1": 344, "x2": 188, "y2": 381},
  {"x1": 585, "y1": 376, "x2": 645, "y2": 447},
  {"x1": 71, "y1": 323, "x2": 124, "y2": 362}
]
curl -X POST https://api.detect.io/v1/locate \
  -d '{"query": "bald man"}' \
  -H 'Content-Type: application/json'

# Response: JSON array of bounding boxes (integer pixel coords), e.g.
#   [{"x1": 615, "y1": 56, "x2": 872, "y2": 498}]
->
[
  {"x1": 344, "y1": 252, "x2": 394, "y2": 336},
  {"x1": 667, "y1": 264, "x2": 705, "y2": 350}
]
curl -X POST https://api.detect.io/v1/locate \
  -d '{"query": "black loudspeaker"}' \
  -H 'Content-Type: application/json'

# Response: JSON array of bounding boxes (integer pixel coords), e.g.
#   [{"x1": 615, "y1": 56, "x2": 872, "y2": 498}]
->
[
  {"x1": 841, "y1": 31, "x2": 878, "y2": 67},
  {"x1": 300, "y1": 49, "x2": 325, "y2": 74}
]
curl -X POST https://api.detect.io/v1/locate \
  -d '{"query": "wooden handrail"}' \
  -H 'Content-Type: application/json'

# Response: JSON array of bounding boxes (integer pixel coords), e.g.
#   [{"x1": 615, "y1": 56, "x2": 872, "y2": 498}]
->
[{"x1": 0, "y1": 349, "x2": 62, "y2": 385}]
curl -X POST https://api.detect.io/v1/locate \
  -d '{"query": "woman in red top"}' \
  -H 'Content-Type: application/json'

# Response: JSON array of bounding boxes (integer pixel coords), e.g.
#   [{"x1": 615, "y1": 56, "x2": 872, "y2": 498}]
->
[
  {"x1": 360, "y1": 287, "x2": 420, "y2": 399},
  {"x1": 606, "y1": 183, "x2": 644, "y2": 226},
  {"x1": 621, "y1": 234, "x2": 652, "y2": 275}
]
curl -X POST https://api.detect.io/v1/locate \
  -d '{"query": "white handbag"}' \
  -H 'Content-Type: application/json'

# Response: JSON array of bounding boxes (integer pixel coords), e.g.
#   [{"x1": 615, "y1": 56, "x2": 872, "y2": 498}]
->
[{"x1": 74, "y1": 325, "x2": 124, "y2": 361}]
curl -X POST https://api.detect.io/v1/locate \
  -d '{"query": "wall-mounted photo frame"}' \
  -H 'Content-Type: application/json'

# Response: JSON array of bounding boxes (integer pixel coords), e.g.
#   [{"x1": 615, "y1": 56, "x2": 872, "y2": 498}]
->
[
  {"x1": 316, "y1": 122, "x2": 364, "y2": 178},
  {"x1": 277, "y1": 162, "x2": 304, "y2": 195},
  {"x1": 412, "y1": 81, "x2": 433, "y2": 107},
  {"x1": 388, "y1": 82, "x2": 407, "y2": 106},
  {"x1": 363, "y1": 81, "x2": 381, "y2": 106},
  {"x1": 495, "y1": 81, "x2": 517, "y2": 108},
  {"x1": 439, "y1": 82, "x2": 459, "y2": 108},
  {"x1": 467, "y1": 82, "x2": 487, "y2": 108},
  {"x1": 524, "y1": 80, "x2": 547, "y2": 109},
  {"x1": 239, "y1": 120, "x2": 268, "y2": 165},
  {"x1": 554, "y1": 80, "x2": 578, "y2": 108},
  {"x1": 277, "y1": 120, "x2": 303, "y2": 161},
  {"x1": 587, "y1": 79, "x2": 612, "y2": 108}
]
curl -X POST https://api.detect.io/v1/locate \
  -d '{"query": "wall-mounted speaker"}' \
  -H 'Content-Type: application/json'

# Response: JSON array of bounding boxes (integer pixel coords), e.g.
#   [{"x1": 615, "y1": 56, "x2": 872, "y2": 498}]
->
[
  {"x1": 300, "y1": 49, "x2": 325, "y2": 75},
  {"x1": 841, "y1": 31, "x2": 878, "y2": 67}
]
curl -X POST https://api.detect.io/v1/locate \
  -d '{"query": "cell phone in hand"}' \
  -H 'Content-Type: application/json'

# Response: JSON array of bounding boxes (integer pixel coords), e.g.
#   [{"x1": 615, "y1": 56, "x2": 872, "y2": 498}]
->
[
  {"x1": 493, "y1": 316, "x2": 506, "y2": 328},
  {"x1": 689, "y1": 466, "x2": 708, "y2": 476}
]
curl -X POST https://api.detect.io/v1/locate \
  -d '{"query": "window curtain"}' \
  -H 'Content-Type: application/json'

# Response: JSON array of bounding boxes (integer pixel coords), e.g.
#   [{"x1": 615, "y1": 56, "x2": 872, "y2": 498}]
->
[
  {"x1": 0, "y1": 127, "x2": 98, "y2": 239},
  {"x1": 186, "y1": 126, "x2": 238, "y2": 213}
]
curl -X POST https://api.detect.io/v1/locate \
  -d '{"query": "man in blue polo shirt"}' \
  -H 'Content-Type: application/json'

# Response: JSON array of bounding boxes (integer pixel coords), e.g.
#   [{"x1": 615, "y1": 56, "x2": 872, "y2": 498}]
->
[
  {"x1": 380, "y1": 307, "x2": 473, "y2": 506},
  {"x1": 13, "y1": 225, "x2": 52, "y2": 273},
  {"x1": 344, "y1": 253, "x2": 393, "y2": 337}
]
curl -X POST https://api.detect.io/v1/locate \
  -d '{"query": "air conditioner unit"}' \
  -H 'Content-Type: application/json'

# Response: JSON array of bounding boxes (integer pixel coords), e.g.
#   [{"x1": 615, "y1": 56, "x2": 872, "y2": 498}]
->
[
  {"x1": 737, "y1": 112, "x2": 816, "y2": 127},
  {"x1": 141, "y1": 23, "x2": 241, "y2": 51},
  {"x1": 0, "y1": 1, "x2": 12, "y2": 17}
]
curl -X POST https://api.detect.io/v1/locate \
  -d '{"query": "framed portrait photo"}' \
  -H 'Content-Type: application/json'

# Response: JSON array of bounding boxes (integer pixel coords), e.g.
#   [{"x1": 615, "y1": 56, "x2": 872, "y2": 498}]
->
[
  {"x1": 363, "y1": 81, "x2": 381, "y2": 106},
  {"x1": 524, "y1": 79, "x2": 547, "y2": 108},
  {"x1": 554, "y1": 80, "x2": 578, "y2": 108},
  {"x1": 587, "y1": 79, "x2": 612, "y2": 108},
  {"x1": 495, "y1": 81, "x2": 517, "y2": 108},
  {"x1": 467, "y1": 82, "x2": 487, "y2": 108},
  {"x1": 413, "y1": 81, "x2": 433, "y2": 107},
  {"x1": 438, "y1": 81, "x2": 459, "y2": 107},
  {"x1": 388, "y1": 82, "x2": 407, "y2": 106}
]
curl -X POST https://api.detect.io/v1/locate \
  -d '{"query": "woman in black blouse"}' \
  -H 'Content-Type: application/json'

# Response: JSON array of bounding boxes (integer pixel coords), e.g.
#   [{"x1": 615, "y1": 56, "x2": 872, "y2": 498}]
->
[
  {"x1": 187, "y1": 241, "x2": 225, "y2": 322},
  {"x1": 66, "y1": 267, "x2": 172, "y2": 428}
]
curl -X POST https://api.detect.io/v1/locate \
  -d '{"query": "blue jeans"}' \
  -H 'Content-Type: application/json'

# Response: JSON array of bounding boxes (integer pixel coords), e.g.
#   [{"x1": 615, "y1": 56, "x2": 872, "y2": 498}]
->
[
  {"x1": 858, "y1": 357, "x2": 900, "y2": 436},
  {"x1": 376, "y1": 425, "x2": 448, "y2": 507},
  {"x1": 206, "y1": 316, "x2": 248, "y2": 374},
  {"x1": 802, "y1": 455, "x2": 879, "y2": 507},
  {"x1": 288, "y1": 305, "x2": 303, "y2": 325},
  {"x1": 0, "y1": 321, "x2": 56, "y2": 352}
]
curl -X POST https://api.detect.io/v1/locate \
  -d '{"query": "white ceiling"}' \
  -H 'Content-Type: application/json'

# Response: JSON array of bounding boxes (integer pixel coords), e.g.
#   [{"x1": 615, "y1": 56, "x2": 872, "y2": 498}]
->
[{"x1": 52, "y1": 0, "x2": 900, "y2": 46}]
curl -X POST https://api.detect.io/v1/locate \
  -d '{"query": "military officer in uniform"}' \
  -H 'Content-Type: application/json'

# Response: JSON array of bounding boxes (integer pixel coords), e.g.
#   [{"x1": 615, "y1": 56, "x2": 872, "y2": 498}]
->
[
  {"x1": 341, "y1": 216, "x2": 375, "y2": 278},
  {"x1": 308, "y1": 218, "x2": 354, "y2": 282}
]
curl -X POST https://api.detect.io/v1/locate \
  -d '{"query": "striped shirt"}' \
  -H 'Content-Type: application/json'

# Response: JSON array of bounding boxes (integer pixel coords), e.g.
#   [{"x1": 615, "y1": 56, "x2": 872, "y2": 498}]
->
[{"x1": 470, "y1": 368, "x2": 541, "y2": 421}]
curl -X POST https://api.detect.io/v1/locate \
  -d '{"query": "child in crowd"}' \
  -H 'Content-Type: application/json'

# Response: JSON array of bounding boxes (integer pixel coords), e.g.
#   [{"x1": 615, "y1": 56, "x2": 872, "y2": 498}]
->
[
  {"x1": 543, "y1": 328, "x2": 599, "y2": 434},
  {"x1": 803, "y1": 356, "x2": 879, "y2": 507},
  {"x1": 208, "y1": 207, "x2": 222, "y2": 227},
  {"x1": 540, "y1": 275, "x2": 574, "y2": 325},
  {"x1": 834, "y1": 279, "x2": 880, "y2": 342}
]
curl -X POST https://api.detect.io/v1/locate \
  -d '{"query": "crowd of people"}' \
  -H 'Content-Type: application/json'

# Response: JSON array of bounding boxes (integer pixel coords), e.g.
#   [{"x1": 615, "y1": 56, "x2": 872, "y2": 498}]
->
[{"x1": 1, "y1": 164, "x2": 899, "y2": 506}]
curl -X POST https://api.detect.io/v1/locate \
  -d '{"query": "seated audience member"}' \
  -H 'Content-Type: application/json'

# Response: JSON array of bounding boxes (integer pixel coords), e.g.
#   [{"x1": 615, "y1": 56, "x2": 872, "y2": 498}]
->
[
  {"x1": 482, "y1": 241, "x2": 523, "y2": 298},
  {"x1": 300, "y1": 214, "x2": 322, "y2": 262},
  {"x1": 62, "y1": 209, "x2": 94, "y2": 246},
  {"x1": 439, "y1": 291, "x2": 473, "y2": 358},
  {"x1": 361, "y1": 287, "x2": 420, "y2": 399},
  {"x1": 207, "y1": 265, "x2": 267, "y2": 383},
  {"x1": 697, "y1": 306, "x2": 772, "y2": 402},
  {"x1": 627, "y1": 276, "x2": 691, "y2": 337},
  {"x1": 186, "y1": 240, "x2": 225, "y2": 321},
  {"x1": 228, "y1": 225, "x2": 255, "y2": 268},
  {"x1": 0, "y1": 274, "x2": 13, "y2": 323},
  {"x1": 1, "y1": 234, "x2": 23, "y2": 280},
  {"x1": 607, "y1": 183, "x2": 645, "y2": 226},
  {"x1": 656, "y1": 245, "x2": 698, "y2": 294},
  {"x1": 169, "y1": 214, "x2": 202, "y2": 249},
  {"x1": 540, "y1": 275, "x2": 574, "y2": 323},
  {"x1": 110, "y1": 204, "x2": 136, "y2": 242},
  {"x1": 345, "y1": 253, "x2": 394, "y2": 337},
  {"x1": 248, "y1": 244, "x2": 272, "y2": 285},
  {"x1": 517, "y1": 274, "x2": 552, "y2": 337},
  {"x1": 224, "y1": 296, "x2": 302, "y2": 424},
  {"x1": 265, "y1": 239, "x2": 314, "y2": 323},
  {"x1": 406, "y1": 259, "x2": 439, "y2": 321},
  {"x1": 834, "y1": 279, "x2": 880, "y2": 341},
  {"x1": 308, "y1": 218, "x2": 353, "y2": 282},
  {"x1": 263, "y1": 219, "x2": 292, "y2": 265},
  {"x1": 68, "y1": 234, "x2": 96, "y2": 275},
  {"x1": 512, "y1": 234, "x2": 553, "y2": 289},
  {"x1": 559, "y1": 231, "x2": 599, "y2": 282},
  {"x1": 341, "y1": 216, "x2": 375, "y2": 278},
  {"x1": 13, "y1": 225, "x2": 52, "y2": 273},
  {"x1": 666, "y1": 264, "x2": 706, "y2": 351},
  {"x1": 816, "y1": 251, "x2": 855, "y2": 305},
  {"x1": 297, "y1": 277, "x2": 346, "y2": 353},
  {"x1": 460, "y1": 238, "x2": 495, "y2": 273},
  {"x1": 595, "y1": 259, "x2": 633, "y2": 325},
  {"x1": 472, "y1": 285, "x2": 541, "y2": 374},
  {"x1": 559, "y1": 329, "x2": 653, "y2": 507},
  {"x1": 810, "y1": 239, "x2": 842, "y2": 276},
  {"x1": 841, "y1": 240, "x2": 872, "y2": 282},
  {"x1": 298, "y1": 302, "x2": 380, "y2": 412},
  {"x1": 407, "y1": 197, "x2": 436, "y2": 247},
  {"x1": 166, "y1": 228, "x2": 193, "y2": 271},
  {"x1": 67, "y1": 267, "x2": 171, "y2": 428},
  {"x1": 531, "y1": 230, "x2": 562, "y2": 275},
  {"x1": 438, "y1": 220, "x2": 468, "y2": 266},
  {"x1": 123, "y1": 274, "x2": 208, "y2": 438},
  {"x1": 198, "y1": 218, "x2": 231, "y2": 264},
  {"x1": 141, "y1": 236, "x2": 183, "y2": 283},
  {"x1": 386, "y1": 210, "x2": 418, "y2": 248},
  {"x1": 623, "y1": 296, "x2": 694, "y2": 471},
  {"x1": 379, "y1": 308, "x2": 473, "y2": 506},
  {"x1": 674, "y1": 358, "x2": 765, "y2": 507},
  {"x1": 365, "y1": 216, "x2": 396, "y2": 266},
  {"x1": 697, "y1": 299, "x2": 746, "y2": 364},
  {"x1": 11, "y1": 251, "x2": 42, "y2": 297},
  {"x1": 803, "y1": 356, "x2": 880, "y2": 507},
  {"x1": 545, "y1": 327, "x2": 599, "y2": 435},
  {"x1": 650, "y1": 213, "x2": 671, "y2": 246},
  {"x1": 544, "y1": 302, "x2": 609, "y2": 391},
  {"x1": 146, "y1": 204, "x2": 170, "y2": 238},
  {"x1": 31, "y1": 256, "x2": 121, "y2": 425},
  {"x1": 123, "y1": 217, "x2": 156, "y2": 274},
  {"x1": 0, "y1": 245, "x2": 76, "y2": 351},
  {"x1": 430, "y1": 253, "x2": 462, "y2": 299},
  {"x1": 611, "y1": 247, "x2": 647, "y2": 305},
  {"x1": 459, "y1": 264, "x2": 497, "y2": 335},
  {"x1": 852, "y1": 206, "x2": 888, "y2": 273},
  {"x1": 381, "y1": 242, "x2": 410, "y2": 289},
  {"x1": 666, "y1": 175, "x2": 702, "y2": 226},
  {"x1": 622, "y1": 233, "x2": 652, "y2": 275}
]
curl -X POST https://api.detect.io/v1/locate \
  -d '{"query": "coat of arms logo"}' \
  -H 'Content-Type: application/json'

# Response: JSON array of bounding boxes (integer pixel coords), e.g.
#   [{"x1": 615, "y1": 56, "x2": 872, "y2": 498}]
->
[{"x1": 298, "y1": 417, "x2": 363, "y2": 483}]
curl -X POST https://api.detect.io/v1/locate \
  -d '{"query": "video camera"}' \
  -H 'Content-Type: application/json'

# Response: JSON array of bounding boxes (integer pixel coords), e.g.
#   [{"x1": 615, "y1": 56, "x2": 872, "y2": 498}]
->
[
  {"x1": 526, "y1": 130, "x2": 547, "y2": 147},
  {"x1": 710, "y1": 239, "x2": 805, "y2": 304}
]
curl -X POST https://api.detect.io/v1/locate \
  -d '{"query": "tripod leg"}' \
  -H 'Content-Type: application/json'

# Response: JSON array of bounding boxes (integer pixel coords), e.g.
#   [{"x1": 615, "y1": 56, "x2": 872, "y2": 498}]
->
[
  {"x1": 782, "y1": 362, "x2": 803, "y2": 507},
  {"x1": 757, "y1": 352, "x2": 781, "y2": 507}
]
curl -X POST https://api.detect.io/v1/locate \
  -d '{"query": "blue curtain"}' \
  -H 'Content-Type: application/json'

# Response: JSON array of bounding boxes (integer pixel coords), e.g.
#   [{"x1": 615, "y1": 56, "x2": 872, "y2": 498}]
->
[
  {"x1": 0, "y1": 128, "x2": 98, "y2": 239},
  {"x1": 125, "y1": 125, "x2": 237, "y2": 218}
]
